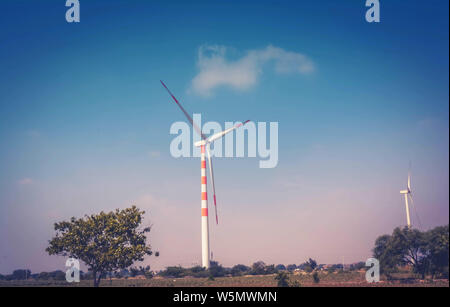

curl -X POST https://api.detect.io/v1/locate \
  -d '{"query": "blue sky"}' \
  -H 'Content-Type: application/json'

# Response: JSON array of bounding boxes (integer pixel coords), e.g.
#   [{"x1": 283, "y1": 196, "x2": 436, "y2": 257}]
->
[{"x1": 0, "y1": 0, "x2": 448, "y2": 273}]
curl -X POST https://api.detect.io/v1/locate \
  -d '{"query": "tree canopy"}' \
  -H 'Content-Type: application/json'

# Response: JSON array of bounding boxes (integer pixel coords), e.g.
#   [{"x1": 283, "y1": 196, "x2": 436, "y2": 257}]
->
[
  {"x1": 373, "y1": 225, "x2": 449, "y2": 279},
  {"x1": 46, "y1": 206, "x2": 156, "y2": 287}
]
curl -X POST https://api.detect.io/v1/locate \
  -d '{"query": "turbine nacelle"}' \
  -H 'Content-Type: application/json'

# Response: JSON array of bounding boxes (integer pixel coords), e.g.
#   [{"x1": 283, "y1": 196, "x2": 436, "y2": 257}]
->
[{"x1": 194, "y1": 140, "x2": 207, "y2": 147}]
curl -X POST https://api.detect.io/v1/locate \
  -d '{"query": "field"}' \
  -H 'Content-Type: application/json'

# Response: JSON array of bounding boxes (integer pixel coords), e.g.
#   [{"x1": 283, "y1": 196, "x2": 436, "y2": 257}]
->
[{"x1": 1, "y1": 271, "x2": 448, "y2": 287}]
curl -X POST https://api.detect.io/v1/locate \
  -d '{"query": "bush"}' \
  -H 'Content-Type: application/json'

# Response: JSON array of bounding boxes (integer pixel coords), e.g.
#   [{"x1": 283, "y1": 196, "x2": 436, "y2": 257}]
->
[
  {"x1": 231, "y1": 264, "x2": 250, "y2": 276},
  {"x1": 275, "y1": 264, "x2": 286, "y2": 271},
  {"x1": 250, "y1": 261, "x2": 267, "y2": 275},
  {"x1": 313, "y1": 272, "x2": 320, "y2": 283},
  {"x1": 159, "y1": 266, "x2": 186, "y2": 278},
  {"x1": 286, "y1": 264, "x2": 297, "y2": 272},
  {"x1": 209, "y1": 262, "x2": 226, "y2": 277},
  {"x1": 275, "y1": 272, "x2": 290, "y2": 287}
]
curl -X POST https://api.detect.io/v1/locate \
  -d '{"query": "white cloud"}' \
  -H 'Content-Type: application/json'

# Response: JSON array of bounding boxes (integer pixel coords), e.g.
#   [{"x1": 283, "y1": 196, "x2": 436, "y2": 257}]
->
[{"x1": 191, "y1": 45, "x2": 315, "y2": 96}]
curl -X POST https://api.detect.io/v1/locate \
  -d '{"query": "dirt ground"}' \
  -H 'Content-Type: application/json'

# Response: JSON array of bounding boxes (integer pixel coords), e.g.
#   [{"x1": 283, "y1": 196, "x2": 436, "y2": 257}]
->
[{"x1": 1, "y1": 271, "x2": 449, "y2": 287}]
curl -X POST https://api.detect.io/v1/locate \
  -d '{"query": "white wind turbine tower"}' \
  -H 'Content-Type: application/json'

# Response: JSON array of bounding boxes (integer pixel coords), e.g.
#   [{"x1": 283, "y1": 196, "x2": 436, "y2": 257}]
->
[
  {"x1": 161, "y1": 81, "x2": 250, "y2": 268},
  {"x1": 400, "y1": 171, "x2": 413, "y2": 228}
]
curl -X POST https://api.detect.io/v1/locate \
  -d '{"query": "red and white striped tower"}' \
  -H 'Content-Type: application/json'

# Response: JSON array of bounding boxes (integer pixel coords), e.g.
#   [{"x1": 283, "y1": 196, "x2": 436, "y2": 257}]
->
[{"x1": 200, "y1": 145, "x2": 210, "y2": 268}]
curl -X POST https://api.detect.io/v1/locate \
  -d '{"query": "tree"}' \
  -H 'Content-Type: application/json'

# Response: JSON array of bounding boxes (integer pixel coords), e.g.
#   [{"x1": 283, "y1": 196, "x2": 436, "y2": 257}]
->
[
  {"x1": 373, "y1": 225, "x2": 449, "y2": 280},
  {"x1": 3, "y1": 269, "x2": 32, "y2": 280},
  {"x1": 349, "y1": 262, "x2": 365, "y2": 271},
  {"x1": 129, "y1": 267, "x2": 140, "y2": 277},
  {"x1": 298, "y1": 258, "x2": 317, "y2": 273},
  {"x1": 312, "y1": 271, "x2": 320, "y2": 283},
  {"x1": 424, "y1": 225, "x2": 449, "y2": 278},
  {"x1": 160, "y1": 266, "x2": 185, "y2": 278},
  {"x1": 231, "y1": 264, "x2": 250, "y2": 276},
  {"x1": 46, "y1": 206, "x2": 156, "y2": 287},
  {"x1": 250, "y1": 261, "x2": 266, "y2": 275},
  {"x1": 373, "y1": 233, "x2": 401, "y2": 278},
  {"x1": 275, "y1": 264, "x2": 286, "y2": 271},
  {"x1": 209, "y1": 261, "x2": 226, "y2": 277},
  {"x1": 307, "y1": 258, "x2": 318, "y2": 271},
  {"x1": 391, "y1": 227, "x2": 428, "y2": 278},
  {"x1": 286, "y1": 264, "x2": 297, "y2": 272},
  {"x1": 275, "y1": 271, "x2": 301, "y2": 287},
  {"x1": 275, "y1": 271, "x2": 290, "y2": 287},
  {"x1": 265, "y1": 264, "x2": 277, "y2": 274}
]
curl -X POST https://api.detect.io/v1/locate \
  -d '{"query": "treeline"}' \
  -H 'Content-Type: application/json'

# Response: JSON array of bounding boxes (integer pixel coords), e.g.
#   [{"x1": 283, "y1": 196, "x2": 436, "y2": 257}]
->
[
  {"x1": 0, "y1": 269, "x2": 66, "y2": 281},
  {"x1": 1, "y1": 259, "x2": 366, "y2": 281},
  {"x1": 374, "y1": 225, "x2": 449, "y2": 279},
  {"x1": 158, "y1": 259, "x2": 364, "y2": 279},
  {"x1": 0, "y1": 266, "x2": 153, "y2": 281}
]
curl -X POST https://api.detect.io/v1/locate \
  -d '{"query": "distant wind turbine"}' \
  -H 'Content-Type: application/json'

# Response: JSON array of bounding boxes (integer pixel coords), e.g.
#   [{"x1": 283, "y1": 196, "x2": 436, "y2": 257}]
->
[
  {"x1": 400, "y1": 171, "x2": 413, "y2": 228},
  {"x1": 161, "y1": 80, "x2": 250, "y2": 268}
]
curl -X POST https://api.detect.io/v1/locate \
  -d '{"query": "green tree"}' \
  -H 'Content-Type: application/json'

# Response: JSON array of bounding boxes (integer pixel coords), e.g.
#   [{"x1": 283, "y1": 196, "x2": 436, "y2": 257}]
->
[
  {"x1": 425, "y1": 225, "x2": 449, "y2": 278},
  {"x1": 265, "y1": 264, "x2": 277, "y2": 274},
  {"x1": 286, "y1": 264, "x2": 297, "y2": 272},
  {"x1": 307, "y1": 258, "x2": 318, "y2": 271},
  {"x1": 373, "y1": 225, "x2": 449, "y2": 280},
  {"x1": 250, "y1": 261, "x2": 266, "y2": 275},
  {"x1": 209, "y1": 261, "x2": 226, "y2": 277},
  {"x1": 349, "y1": 262, "x2": 365, "y2": 271},
  {"x1": 373, "y1": 233, "x2": 401, "y2": 278},
  {"x1": 10, "y1": 269, "x2": 31, "y2": 280},
  {"x1": 231, "y1": 264, "x2": 250, "y2": 276},
  {"x1": 275, "y1": 271, "x2": 290, "y2": 287},
  {"x1": 389, "y1": 227, "x2": 428, "y2": 278},
  {"x1": 312, "y1": 271, "x2": 320, "y2": 283},
  {"x1": 46, "y1": 206, "x2": 156, "y2": 287},
  {"x1": 160, "y1": 266, "x2": 185, "y2": 278},
  {"x1": 300, "y1": 258, "x2": 318, "y2": 272}
]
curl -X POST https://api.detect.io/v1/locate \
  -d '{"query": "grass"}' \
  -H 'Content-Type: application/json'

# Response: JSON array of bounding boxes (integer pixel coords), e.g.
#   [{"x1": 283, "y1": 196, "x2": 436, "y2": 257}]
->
[{"x1": 0, "y1": 271, "x2": 448, "y2": 287}]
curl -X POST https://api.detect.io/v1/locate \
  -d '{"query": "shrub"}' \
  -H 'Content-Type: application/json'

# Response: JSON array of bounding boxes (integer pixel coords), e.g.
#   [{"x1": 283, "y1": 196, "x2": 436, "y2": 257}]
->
[
  {"x1": 313, "y1": 272, "x2": 320, "y2": 283},
  {"x1": 275, "y1": 272, "x2": 290, "y2": 287}
]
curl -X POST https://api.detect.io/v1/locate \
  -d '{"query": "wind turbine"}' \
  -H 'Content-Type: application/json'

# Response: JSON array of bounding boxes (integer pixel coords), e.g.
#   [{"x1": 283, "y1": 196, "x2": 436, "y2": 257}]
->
[
  {"x1": 161, "y1": 80, "x2": 249, "y2": 268},
  {"x1": 400, "y1": 171, "x2": 413, "y2": 228}
]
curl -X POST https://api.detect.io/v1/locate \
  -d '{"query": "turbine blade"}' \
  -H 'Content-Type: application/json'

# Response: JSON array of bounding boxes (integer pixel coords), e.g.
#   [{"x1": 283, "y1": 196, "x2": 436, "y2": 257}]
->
[
  {"x1": 160, "y1": 80, "x2": 206, "y2": 140},
  {"x1": 207, "y1": 120, "x2": 250, "y2": 143},
  {"x1": 206, "y1": 145, "x2": 218, "y2": 225},
  {"x1": 408, "y1": 193, "x2": 423, "y2": 229},
  {"x1": 408, "y1": 173, "x2": 411, "y2": 192}
]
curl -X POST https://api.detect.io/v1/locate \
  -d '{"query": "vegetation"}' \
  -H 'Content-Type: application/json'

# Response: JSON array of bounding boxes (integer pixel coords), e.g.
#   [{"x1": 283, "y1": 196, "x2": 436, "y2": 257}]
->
[
  {"x1": 373, "y1": 225, "x2": 449, "y2": 280},
  {"x1": 46, "y1": 206, "x2": 157, "y2": 287},
  {"x1": 299, "y1": 258, "x2": 318, "y2": 273},
  {"x1": 274, "y1": 271, "x2": 290, "y2": 287},
  {"x1": 349, "y1": 262, "x2": 365, "y2": 271},
  {"x1": 312, "y1": 271, "x2": 320, "y2": 283},
  {"x1": 3, "y1": 270, "x2": 447, "y2": 287},
  {"x1": 2, "y1": 223, "x2": 446, "y2": 287}
]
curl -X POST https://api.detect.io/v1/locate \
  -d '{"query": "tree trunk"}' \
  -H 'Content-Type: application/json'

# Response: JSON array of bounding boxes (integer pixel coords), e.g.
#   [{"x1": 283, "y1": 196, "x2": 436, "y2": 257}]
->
[{"x1": 93, "y1": 270, "x2": 99, "y2": 287}]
